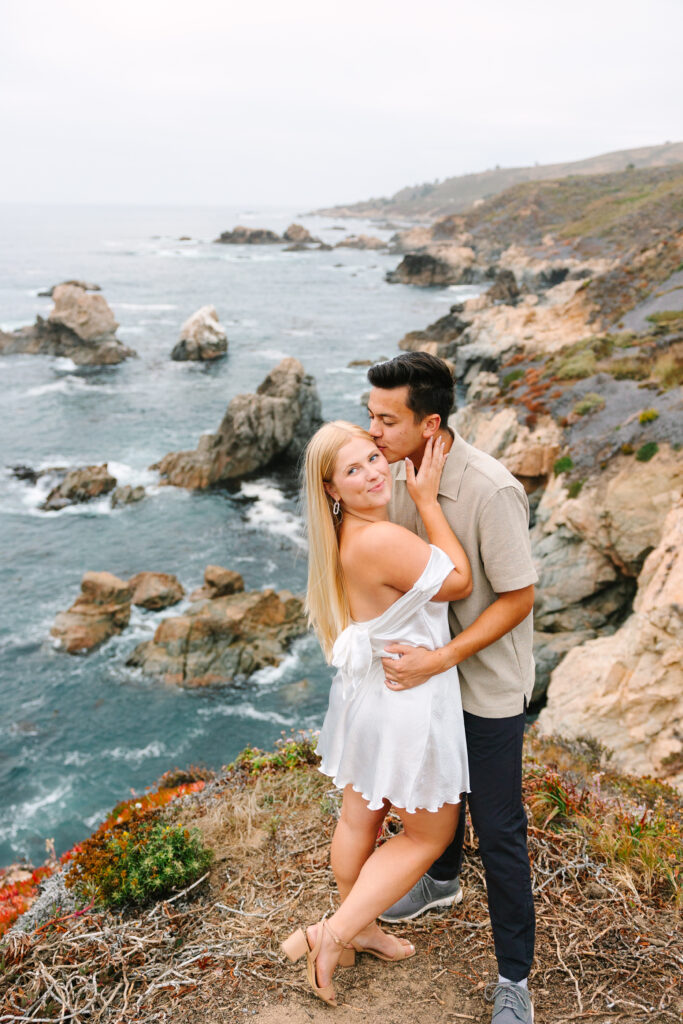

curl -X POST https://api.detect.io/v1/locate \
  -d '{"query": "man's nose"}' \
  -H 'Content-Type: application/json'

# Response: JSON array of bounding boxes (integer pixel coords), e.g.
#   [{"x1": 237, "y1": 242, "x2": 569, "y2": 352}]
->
[{"x1": 368, "y1": 421, "x2": 381, "y2": 437}]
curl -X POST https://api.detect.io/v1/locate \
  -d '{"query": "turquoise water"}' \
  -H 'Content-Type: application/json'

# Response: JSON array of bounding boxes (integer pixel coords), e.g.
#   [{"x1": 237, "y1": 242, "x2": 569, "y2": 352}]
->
[{"x1": 0, "y1": 203, "x2": 482, "y2": 866}]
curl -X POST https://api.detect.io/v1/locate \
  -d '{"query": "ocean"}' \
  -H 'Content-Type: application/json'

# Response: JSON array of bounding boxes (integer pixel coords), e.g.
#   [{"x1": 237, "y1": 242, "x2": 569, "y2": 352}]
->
[{"x1": 0, "y1": 203, "x2": 482, "y2": 866}]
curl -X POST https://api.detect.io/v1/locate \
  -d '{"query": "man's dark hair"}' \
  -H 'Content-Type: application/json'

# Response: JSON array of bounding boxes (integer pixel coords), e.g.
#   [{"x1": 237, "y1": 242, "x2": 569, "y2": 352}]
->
[{"x1": 367, "y1": 352, "x2": 455, "y2": 427}]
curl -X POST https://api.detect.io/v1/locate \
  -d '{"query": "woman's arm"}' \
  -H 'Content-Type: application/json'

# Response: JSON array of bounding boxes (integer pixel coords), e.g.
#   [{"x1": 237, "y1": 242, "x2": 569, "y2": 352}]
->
[{"x1": 404, "y1": 437, "x2": 472, "y2": 601}]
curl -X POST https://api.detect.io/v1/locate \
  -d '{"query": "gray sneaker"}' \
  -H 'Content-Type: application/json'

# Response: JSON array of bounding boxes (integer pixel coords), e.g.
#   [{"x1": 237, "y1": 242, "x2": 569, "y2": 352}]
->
[
  {"x1": 486, "y1": 983, "x2": 534, "y2": 1023},
  {"x1": 378, "y1": 873, "x2": 462, "y2": 923}
]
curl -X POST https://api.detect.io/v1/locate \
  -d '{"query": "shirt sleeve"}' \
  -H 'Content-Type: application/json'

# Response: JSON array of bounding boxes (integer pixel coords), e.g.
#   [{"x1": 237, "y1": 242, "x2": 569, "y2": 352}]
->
[{"x1": 478, "y1": 486, "x2": 538, "y2": 593}]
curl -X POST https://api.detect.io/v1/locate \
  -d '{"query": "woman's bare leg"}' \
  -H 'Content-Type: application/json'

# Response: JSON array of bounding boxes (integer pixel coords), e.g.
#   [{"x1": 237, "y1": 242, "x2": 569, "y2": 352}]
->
[
  {"x1": 311, "y1": 794, "x2": 460, "y2": 985},
  {"x1": 331, "y1": 785, "x2": 390, "y2": 902}
]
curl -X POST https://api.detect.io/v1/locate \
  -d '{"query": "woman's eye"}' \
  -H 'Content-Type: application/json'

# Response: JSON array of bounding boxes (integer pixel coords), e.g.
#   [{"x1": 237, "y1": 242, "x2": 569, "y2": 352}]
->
[{"x1": 369, "y1": 453, "x2": 378, "y2": 462}]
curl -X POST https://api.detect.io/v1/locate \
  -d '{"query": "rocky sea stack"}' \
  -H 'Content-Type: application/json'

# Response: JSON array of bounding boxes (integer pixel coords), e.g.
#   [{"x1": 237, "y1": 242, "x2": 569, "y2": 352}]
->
[
  {"x1": 0, "y1": 283, "x2": 136, "y2": 365},
  {"x1": 171, "y1": 305, "x2": 228, "y2": 361},
  {"x1": 153, "y1": 357, "x2": 322, "y2": 488}
]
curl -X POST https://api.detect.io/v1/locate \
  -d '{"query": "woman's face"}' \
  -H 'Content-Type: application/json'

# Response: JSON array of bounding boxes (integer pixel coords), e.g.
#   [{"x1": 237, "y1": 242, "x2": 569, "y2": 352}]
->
[{"x1": 327, "y1": 436, "x2": 391, "y2": 514}]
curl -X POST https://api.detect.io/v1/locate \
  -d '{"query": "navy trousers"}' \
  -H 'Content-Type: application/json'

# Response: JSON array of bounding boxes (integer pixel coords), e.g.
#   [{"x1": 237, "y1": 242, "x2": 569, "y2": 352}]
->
[{"x1": 429, "y1": 708, "x2": 535, "y2": 982}]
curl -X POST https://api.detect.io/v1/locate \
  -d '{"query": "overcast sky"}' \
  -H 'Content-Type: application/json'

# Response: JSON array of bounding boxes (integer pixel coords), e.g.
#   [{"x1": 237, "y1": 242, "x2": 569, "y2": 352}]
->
[{"x1": 2, "y1": 0, "x2": 682, "y2": 207}]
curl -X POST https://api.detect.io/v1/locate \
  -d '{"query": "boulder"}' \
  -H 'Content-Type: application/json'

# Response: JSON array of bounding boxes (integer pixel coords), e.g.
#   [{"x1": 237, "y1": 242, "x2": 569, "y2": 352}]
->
[
  {"x1": 128, "y1": 572, "x2": 185, "y2": 611},
  {"x1": 537, "y1": 502, "x2": 683, "y2": 793},
  {"x1": 283, "y1": 223, "x2": 318, "y2": 244},
  {"x1": 171, "y1": 305, "x2": 228, "y2": 361},
  {"x1": 0, "y1": 285, "x2": 135, "y2": 365},
  {"x1": 214, "y1": 226, "x2": 282, "y2": 244},
  {"x1": 153, "y1": 358, "x2": 322, "y2": 488},
  {"x1": 126, "y1": 587, "x2": 308, "y2": 686},
  {"x1": 189, "y1": 565, "x2": 245, "y2": 601},
  {"x1": 386, "y1": 249, "x2": 475, "y2": 287},
  {"x1": 335, "y1": 235, "x2": 386, "y2": 250},
  {"x1": 485, "y1": 269, "x2": 519, "y2": 305},
  {"x1": 51, "y1": 572, "x2": 132, "y2": 653},
  {"x1": 42, "y1": 464, "x2": 117, "y2": 511},
  {"x1": 110, "y1": 484, "x2": 145, "y2": 507}
]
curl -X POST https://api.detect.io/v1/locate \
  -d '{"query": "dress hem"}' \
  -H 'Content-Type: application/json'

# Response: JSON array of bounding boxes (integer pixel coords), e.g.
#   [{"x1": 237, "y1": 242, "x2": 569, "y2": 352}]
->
[{"x1": 317, "y1": 762, "x2": 468, "y2": 815}]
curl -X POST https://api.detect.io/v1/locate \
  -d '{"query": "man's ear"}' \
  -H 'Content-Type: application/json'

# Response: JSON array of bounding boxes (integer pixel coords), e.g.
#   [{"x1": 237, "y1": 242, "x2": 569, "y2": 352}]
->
[{"x1": 421, "y1": 414, "x2": 442, "y2": 439}]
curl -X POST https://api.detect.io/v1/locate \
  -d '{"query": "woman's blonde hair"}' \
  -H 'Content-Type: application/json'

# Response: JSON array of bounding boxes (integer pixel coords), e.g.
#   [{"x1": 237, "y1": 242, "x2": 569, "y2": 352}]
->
[{"x1": 302, "y1": 420, "x2": 375, "y2": 660}]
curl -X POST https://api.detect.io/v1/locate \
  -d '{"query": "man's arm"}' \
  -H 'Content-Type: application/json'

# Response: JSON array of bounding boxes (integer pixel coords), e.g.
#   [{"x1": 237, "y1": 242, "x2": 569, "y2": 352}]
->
[{"x1": 382, "y1": 585, "x2": 534, "y2": 690}]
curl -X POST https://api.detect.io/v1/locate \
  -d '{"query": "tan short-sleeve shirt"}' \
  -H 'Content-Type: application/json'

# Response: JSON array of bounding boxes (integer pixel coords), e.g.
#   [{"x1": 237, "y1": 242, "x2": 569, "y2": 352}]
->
[{"x1": 389, "y1": 431, "x2": 538, "y2": 718}]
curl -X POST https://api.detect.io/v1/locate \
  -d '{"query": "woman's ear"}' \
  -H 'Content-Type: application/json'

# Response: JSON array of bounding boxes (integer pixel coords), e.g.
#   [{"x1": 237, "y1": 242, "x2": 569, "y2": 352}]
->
[
  {"x1": 324, "y1": 482, "x2": 340, "y2": 502},
  {"x1": 422, "y1": 414, "x2": 442, "y2": 439}
]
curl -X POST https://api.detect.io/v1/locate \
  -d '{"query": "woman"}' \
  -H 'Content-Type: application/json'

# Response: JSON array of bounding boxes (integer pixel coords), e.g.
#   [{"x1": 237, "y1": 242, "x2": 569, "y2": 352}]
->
[{"x1": 282, "y1": 421, "x2": 472, "y2": 1006}]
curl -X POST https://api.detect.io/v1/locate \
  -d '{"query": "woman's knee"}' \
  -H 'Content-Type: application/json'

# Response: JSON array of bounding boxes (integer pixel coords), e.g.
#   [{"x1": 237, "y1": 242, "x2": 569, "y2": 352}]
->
[
  {"x1": 399, "y1": 801, "x2": 460, "y2": 853},
  {"x1": 339, "y1": 786, "x2": 388, "y2": 836}
]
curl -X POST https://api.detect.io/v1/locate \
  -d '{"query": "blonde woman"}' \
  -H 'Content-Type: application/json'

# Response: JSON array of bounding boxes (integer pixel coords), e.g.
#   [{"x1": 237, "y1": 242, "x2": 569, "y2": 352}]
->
[{"x1": 282, "y1": 421, "x2": 472, "y2": 1006}]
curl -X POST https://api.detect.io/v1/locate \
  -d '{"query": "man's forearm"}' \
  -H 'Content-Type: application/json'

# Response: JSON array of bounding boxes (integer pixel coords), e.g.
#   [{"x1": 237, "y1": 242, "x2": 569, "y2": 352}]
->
[{"x1": 434, "y1": 586, "x2": 535, "y2": 673}]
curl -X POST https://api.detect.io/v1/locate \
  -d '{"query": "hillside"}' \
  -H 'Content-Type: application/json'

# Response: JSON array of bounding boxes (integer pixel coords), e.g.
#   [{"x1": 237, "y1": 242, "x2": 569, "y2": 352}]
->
[
  {"x1": 313, "y1": 141, "x2": 683, "y2": 221},
  {"x1": 442, "y1": 164, "x2": 683, "y2": 259},
  {"x1": 2, "y1": 734, "x2": 682, "y2": 1023}
]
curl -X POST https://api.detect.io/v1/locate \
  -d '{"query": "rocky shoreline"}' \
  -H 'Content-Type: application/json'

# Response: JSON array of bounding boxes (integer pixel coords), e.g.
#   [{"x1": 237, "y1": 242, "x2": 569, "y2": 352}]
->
[{"x1": 2, "y1": 162, "x2": 682, "y2": 833}]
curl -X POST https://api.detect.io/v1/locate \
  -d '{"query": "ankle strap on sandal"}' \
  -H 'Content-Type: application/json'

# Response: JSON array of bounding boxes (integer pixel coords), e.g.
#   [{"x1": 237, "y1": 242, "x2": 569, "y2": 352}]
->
[{"x1": 324, "y1": 919, "x2": 353, "y2": 950}]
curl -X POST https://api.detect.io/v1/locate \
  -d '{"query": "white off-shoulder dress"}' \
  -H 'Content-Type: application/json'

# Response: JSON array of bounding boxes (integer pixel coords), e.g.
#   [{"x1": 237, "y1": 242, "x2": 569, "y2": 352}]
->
[{"x1": 317, "y1": 545, "x2": 469, "y2": 813}]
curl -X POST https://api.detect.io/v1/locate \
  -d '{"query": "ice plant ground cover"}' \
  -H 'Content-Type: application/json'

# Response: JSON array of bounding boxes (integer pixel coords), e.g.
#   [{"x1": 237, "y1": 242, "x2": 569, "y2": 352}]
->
[{"x1": 0, "y1": 779, "x2": 206, "y2": 936}]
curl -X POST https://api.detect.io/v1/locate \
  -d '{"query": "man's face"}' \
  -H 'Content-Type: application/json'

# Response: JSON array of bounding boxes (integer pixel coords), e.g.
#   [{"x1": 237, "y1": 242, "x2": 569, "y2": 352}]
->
[{"x1": 367, "y1": 386, "x2": 429, "y2": 463}]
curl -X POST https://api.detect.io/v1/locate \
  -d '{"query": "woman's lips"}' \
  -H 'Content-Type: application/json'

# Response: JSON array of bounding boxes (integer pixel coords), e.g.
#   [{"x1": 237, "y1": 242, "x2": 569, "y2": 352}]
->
[{"x1": 368, "y1": 480, "x2": 387, "y2": 493}]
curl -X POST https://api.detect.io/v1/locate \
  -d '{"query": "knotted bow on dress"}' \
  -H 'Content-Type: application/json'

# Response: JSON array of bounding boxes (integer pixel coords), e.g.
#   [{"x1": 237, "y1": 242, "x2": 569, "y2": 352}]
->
[
  {"x1": 331, "y1": 624, "x2": 373, "y2": 700},
  {"x1": 329, "y1": 545, "x2": 457, "y2": 700}
]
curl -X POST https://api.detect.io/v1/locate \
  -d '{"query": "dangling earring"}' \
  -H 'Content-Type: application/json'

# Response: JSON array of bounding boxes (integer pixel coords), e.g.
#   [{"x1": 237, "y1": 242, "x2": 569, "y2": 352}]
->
[{"x1": 332, "y1": 500, "x2": 340, "y2": 517}]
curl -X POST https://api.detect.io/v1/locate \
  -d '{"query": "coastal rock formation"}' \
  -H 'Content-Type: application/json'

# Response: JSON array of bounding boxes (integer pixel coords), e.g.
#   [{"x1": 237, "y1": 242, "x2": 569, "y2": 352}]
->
[
  {"x1": 0, "y1": 284, "x2": 136, "y2": 365},
  {"x1": 51, "y1": 572, "x2": 132, "y2": 653},
  {"x1": 153, "y1": 357, "x2": 322, "y2": 488},
  {"x1": 41, "y1": 464, "x2": 117, "y2": 511},
  {"x1": 126, "y1": 587, "x2": 307, "y2": 686},
  {"x1": 214, "y1": 226, "x2": 282, "y2": 244},
  {"x1": 189, "y1": 565, "x2": 245, "y2": 601},
  {"x1": 537, "y1": 501, "x2": 683, "y2": 792},
  {"x1": 485, "y1": 268, "x2": 520, "y2": 305},
  {"x1": 335, "y1": 235, "x2": 385, "y2": 250},
  {"x1": 399, "y1": 303, "x2": 471, "y2": 360},
  {"x1": 171, "y1": 306, "x2": 228, "y2": 361},
  {"x1": 110, "y1": 484, "x2": 145, "y2": 507},
  {"x1": 283, "y1": 223, "x2": 317, "y2": 244},
  {"x1": 386, "y1": 248, "x2": 476, "y2": 286},
  {"x1": 129, "y1": 572, "x2": 185, "y2": 611}
]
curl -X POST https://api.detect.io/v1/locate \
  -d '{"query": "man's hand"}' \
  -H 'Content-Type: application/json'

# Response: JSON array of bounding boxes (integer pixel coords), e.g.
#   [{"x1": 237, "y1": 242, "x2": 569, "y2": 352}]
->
[{"x1": 381, "y1": 644, "x2": 445, "y2": 691}]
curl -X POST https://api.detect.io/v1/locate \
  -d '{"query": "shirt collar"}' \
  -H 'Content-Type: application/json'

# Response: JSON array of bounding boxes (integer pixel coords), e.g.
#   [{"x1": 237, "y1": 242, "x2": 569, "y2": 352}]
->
[{"x1": 393, "y1": 431, "x2": 469, "y2": 502}]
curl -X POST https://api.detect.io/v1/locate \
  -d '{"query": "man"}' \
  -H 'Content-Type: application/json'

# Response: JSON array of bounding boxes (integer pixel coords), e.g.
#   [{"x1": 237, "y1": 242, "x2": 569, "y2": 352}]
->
[{"x1": 366, "y1": 352, "x2": 537, "y2": 1024}]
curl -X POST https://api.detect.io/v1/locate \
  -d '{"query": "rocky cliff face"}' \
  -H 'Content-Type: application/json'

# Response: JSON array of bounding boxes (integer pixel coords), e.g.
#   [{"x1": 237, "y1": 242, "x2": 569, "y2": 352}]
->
[
  {"x1": 0, "y1": 284, "x2": 136, "y2": 365},
  {"x1": 153, "y1": 357, "x2": 322, "y2": 488},
  {"x1": 537, "y1": 501, "x2": 683, "y2": 790}
]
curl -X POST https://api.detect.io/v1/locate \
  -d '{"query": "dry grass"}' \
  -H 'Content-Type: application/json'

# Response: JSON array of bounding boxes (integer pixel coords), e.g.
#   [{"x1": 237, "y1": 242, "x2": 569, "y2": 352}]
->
[{"x1": 1, "y1": 734, "x2": 682, "y2": 1024}]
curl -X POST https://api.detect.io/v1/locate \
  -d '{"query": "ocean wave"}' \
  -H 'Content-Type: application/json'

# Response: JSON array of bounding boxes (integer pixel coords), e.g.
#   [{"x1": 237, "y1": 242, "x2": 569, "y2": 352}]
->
[
  {"x1": 240, "y1": 480, "x2": 305, "y2": 549},
  {"x1": 0, "y1": 781, "x2": 74, "y2": 842},
  {"x1": 26, "y1": 375, "x2": 117, "y2": 398},
  {"x1": 256, "y1": 348, "x2": 290, "y2": 361},
  {"x1": 196, "y1": 702, "x2": 295, "y2": 726},
  {"x1": 106, "y1": 740, "x2": 168, "y2": 764},
  {"x1": 115, "y1": 303, "x2": 178, "y2": 312}
]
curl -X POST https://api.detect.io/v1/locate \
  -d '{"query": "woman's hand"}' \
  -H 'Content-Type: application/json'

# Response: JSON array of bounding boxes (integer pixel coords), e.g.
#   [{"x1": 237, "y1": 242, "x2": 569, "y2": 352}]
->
[{"x1": 405, "y1": 435, "x2": 447, "y2": 512}]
